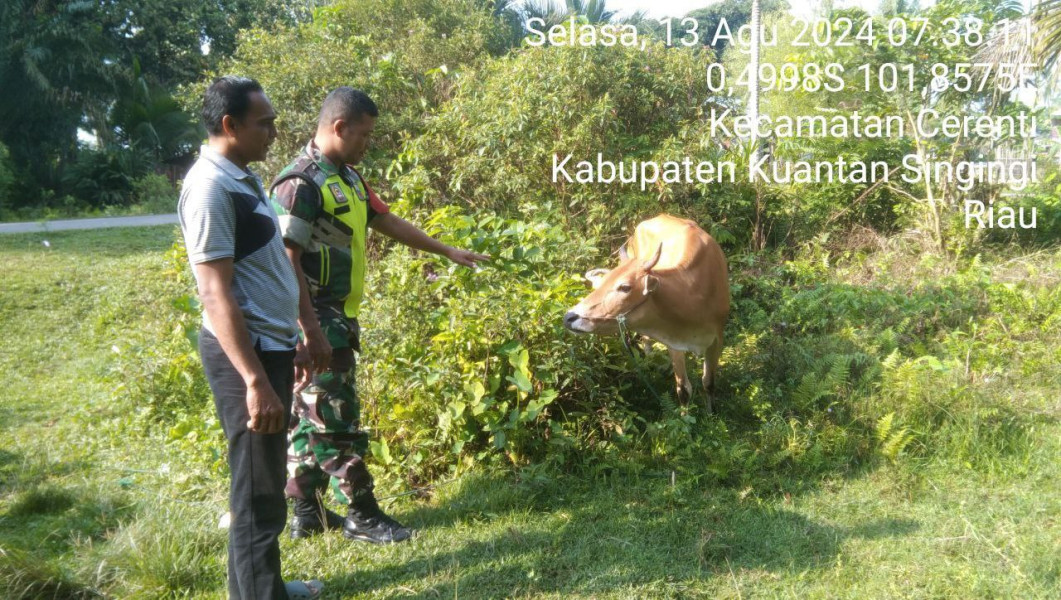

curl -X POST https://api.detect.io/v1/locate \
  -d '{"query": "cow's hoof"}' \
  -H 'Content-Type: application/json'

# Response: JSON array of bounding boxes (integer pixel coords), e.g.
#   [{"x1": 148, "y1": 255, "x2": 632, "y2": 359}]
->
[{"x1": 676, "y1": 387, "x2": 690, "y2": 405}]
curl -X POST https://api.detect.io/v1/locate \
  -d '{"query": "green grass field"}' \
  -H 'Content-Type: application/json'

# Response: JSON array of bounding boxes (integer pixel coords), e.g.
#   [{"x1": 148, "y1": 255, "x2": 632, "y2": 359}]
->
[{"x1": 0, "y1": 226, "x2": 1058, "y2": 599}]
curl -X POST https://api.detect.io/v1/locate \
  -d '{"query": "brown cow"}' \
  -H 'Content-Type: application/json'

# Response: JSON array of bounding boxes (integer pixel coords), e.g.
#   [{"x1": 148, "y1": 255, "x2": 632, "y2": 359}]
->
[{"x1": 563, "y1": 214, "x2": 729, "y2": 410}]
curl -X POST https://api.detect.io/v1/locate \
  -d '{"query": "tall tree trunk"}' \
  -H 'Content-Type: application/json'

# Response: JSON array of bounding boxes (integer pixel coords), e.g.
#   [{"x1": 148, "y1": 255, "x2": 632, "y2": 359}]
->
[
  {"x1": 906, "y1": 109, "x2": 944, "y2": 252},
  {"x1": 749, "y1": 0, "x2": 761, "y2": 162},
  {"x1": 750, "y1": 0, "x2": 764, "y2": 250}
]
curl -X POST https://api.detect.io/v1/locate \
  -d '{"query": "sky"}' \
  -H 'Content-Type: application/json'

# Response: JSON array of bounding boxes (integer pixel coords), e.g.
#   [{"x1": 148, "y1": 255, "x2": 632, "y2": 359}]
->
[
  {"x1": 604, "y1": 0, "x2": 900, "y2": 20},
  {"x1": 604, "y1": 0, "x2": 1035, "y2": 20}
]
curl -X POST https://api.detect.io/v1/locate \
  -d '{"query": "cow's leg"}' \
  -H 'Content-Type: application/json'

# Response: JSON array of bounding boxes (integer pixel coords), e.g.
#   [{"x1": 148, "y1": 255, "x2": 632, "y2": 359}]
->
[
  {"x1": 702, "y1": 335, "x2": 723, "y2": 413},
  {"x1": 668, "y1": 348, "x2": 692, "y2": 404}
]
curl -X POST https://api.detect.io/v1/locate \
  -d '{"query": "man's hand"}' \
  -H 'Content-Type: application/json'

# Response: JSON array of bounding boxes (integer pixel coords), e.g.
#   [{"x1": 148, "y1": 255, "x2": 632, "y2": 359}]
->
[
  {"x1": 304, "y1": 328, "x2": 332, "y2": 373},
  {"x1": 446, "y1": 247, "x2": 490, "y2": 268},
  {"x1": 293, "y1": 343, "x2": 312, "y2": 393},
  {"x1": 194, "y1": 258, "x2": 284, "y2": 433},
  {"x1": 294, "y1": 328, "x2": 331, "y2": 393},
  {"x1": 370, "y1": 214, "x2": 490, "y2": 268},
  {"x1": 246, "y1": 380, "x2": 286, "y2": 433}
]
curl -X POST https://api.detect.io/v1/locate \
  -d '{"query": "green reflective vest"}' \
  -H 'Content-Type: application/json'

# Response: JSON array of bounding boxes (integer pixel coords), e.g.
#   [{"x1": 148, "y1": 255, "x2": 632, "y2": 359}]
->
[{"x1": 272, "y1": 156, "x2": 371, "y2": 319}]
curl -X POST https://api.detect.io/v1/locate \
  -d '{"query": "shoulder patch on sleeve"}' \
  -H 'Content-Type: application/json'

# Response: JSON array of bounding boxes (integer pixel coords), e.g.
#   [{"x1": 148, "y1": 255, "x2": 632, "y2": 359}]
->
[
  {"x1": 271, "y1": 166, "x2": 324, "y2": 223},
  {"x1": 304, "y1": 161, "x2": 328, "y2": 188}
]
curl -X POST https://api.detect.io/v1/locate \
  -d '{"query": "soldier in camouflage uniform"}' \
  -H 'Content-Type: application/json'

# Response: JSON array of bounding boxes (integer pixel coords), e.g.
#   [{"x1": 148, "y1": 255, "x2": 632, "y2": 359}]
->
[{"x1": 271, "y1": 87, "x2": 488, "y2": 544}]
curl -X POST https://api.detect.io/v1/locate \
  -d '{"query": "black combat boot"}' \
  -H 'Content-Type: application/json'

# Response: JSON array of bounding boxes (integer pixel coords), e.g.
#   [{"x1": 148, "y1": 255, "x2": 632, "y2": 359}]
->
[
  {"x1": 342, "y1": 494, "x2": 412, "y2": 544},
  {"x1": 289, "y1": 497, "x2": 346, "y2": 539}
]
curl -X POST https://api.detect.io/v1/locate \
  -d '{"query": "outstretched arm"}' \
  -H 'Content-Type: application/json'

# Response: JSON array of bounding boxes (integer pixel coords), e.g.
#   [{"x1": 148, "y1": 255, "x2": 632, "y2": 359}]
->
[{"x1": 369, "y1": 212, "x2": 489, "y2": 267}]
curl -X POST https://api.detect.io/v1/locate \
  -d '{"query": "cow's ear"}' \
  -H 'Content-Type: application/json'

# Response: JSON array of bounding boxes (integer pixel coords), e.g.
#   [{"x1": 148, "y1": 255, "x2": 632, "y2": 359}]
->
[
  {"x1": 618, "y1": 242, "x2": 630, "y2": 261},
  {"x1": 643, "y1": 274, "x2": 660, "y2": 295},
  {"x1": 584, "y1": 268, "x2": 610, "y2": 289}
]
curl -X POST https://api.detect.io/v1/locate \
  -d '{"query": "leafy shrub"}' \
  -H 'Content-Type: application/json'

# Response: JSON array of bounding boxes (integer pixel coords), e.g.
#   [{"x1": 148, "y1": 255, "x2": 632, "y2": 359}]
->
[
  {"x1": 361, "y1": 205, "x2": 650, "y2": 481},
  {"x1": 207, "y1": 0, "x2": 516, "y2": 180},
  {"x1": 356, "y1": 208, "x2": 910, "y2": 487},
  {"x1": 963, "y1": 173, "x2": 1061, "y2": 249},
  {"x1": 129, "y1": 173, "x2": 178, "y2": 214},
  {"x1": 391, "y1": 41, "x2": 710, "y2": 235},
  {"x1": 61, "y1": 147, "x2": 153, "y2": 208}
]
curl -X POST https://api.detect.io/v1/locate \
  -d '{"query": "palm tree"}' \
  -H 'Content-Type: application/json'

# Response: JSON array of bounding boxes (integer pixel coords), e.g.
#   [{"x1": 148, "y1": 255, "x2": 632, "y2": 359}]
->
[
  {"x1": 0, "y1": 0, "x2": 121, "y2": 191},
  {"x1": 111, "y1": 69, "x2": 203, "y2": 162},
  {"x1": 518, "y1": 0, "x2": 618, "y2": 29},
  {"x1": 520, "y1": 0, "x2": 567, "y2": 29},
  {"x1": 565, "y1": 0, "x2": 616, "y2": 24},
  {"x1": 1033, "y1": 0, "x2": 1061, "y2": 77},
  {"x1": 976, "y1": 0, "x2": 1061, "y2": 98}
]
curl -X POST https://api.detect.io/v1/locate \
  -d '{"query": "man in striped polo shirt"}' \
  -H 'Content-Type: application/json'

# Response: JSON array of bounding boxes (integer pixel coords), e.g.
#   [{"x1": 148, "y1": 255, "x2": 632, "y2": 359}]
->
[{"x1": 179, "y1": 76, "x2": 321, "y2": 600}]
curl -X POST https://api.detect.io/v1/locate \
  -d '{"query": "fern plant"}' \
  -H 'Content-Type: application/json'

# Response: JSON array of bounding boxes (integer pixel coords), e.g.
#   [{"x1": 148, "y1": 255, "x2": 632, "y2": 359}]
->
[
  {"x1": 791, "y1": 353, "x2": 856, "y2": 411},
  {"x1": 875, "y1": 412, "x2": 913, "y2": 462}
]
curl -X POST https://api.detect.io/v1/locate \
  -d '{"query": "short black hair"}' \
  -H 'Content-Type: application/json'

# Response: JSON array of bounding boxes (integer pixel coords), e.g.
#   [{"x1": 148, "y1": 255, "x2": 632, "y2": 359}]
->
[
  {"x1": 202, "y1": 76, "x2": 264, "y2": 135},
  {"x1": 318, "y1": 87, "x2": 378, "y2": 129}
]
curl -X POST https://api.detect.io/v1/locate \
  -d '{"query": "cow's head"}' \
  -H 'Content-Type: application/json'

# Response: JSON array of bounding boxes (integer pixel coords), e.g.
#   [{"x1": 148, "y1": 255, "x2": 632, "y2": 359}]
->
[{"x1": 564, "y1": 242, "x2": 663, "y2": 335}]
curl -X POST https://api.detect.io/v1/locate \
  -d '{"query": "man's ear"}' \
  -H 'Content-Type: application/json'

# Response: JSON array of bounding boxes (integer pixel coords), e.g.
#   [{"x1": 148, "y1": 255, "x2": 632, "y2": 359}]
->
[
  {"x1": 221, "y1": 114, "x2": 238, "y2": 138},
  {"x1": 642, "y1": 274, "x2": 660, "y2": 295},
  {"x1": 584, "y1": 268, "x2": 610, "y2": 290},
  {"x1": 332, "y1": 119, "x2": 346, "y2": 137}
]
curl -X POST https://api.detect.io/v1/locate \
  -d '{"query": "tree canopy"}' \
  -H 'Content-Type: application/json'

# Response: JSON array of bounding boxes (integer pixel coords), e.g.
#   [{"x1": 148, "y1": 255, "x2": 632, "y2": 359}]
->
[{"x1": 0, "y1": 0, "x2": 301, "y2": 211}]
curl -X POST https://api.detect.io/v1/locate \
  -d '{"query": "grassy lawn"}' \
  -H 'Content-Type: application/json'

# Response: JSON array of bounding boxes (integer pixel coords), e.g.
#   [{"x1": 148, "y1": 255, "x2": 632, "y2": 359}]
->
[{"x1": 0, "y1": 226, "x2": 1058, "y2": 599}]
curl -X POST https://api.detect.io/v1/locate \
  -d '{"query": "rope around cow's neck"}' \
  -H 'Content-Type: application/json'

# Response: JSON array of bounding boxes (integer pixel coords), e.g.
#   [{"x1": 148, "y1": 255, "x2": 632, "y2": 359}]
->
[{"x1": 616, "y1": 306, "x2": 668, "y2": 407}]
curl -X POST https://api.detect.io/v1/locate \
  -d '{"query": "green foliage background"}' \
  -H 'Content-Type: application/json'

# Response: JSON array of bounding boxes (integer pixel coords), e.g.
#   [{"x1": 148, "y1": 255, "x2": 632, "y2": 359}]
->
[{"x1": 0, "y1": 0, "x2": 302, "y2": 219}]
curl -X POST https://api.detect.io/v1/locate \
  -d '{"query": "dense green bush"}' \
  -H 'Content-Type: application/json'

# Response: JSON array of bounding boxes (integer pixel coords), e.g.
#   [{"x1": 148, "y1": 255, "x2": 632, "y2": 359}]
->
[
  {"x1": 361, "y1": 205, "x2": 645, "y2": 479},
  {"x1": 61, "y1": 146, "x2": 154, "y2": 208},
  {"x1": 207, "y1": 0, "x2": 517, "y2": 181},
  {"x1": 965, "y1": 175, "x2": 1061, "y2": 249},
  {"x1": 130, "y1": 173, "x2": 179, "y2": 214},
  {"x1": 390, "y1": 41, "x2": 712, "y2": 235},
  {"x1": 355, "y1": 209, "x2": 929, "y2": 485}
]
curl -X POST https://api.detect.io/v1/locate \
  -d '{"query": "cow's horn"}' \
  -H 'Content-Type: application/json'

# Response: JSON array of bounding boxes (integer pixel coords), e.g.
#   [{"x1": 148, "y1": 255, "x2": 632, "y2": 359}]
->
[
  {"x1": 642, "y1": 242, "x2": 663, "y2": 271},
  {"x1": 618, "y1": 242, "x2": 630, "y2": 261}
]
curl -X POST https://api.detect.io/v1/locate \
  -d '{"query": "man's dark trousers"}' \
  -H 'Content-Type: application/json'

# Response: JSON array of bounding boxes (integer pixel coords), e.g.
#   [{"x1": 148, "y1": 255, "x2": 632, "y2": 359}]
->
[{"x1": 200, "y1": 328, "x2": 294, "y2": 600}]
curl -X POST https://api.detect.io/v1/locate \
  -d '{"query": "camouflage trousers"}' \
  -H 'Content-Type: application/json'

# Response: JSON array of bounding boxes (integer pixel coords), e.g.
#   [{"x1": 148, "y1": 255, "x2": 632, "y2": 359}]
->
[{"x1": 285, "y1": 353, "x2": 374, "y2": 505}]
